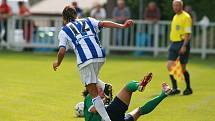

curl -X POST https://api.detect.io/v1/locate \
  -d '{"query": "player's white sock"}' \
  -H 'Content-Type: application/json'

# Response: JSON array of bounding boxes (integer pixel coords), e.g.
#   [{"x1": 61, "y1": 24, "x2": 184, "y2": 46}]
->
[
  {"x1": 92, "y1": 96, "x2": 111, "y2": 121},
  {"x1": 97, "y1": 79, "x2": 106, "y2": 91}
]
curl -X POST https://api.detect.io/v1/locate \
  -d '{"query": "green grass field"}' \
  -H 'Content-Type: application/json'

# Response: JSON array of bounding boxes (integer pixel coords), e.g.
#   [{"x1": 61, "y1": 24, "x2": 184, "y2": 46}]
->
[{"x1": 0, "y1": 51, "x2": 214, "y2": 121}]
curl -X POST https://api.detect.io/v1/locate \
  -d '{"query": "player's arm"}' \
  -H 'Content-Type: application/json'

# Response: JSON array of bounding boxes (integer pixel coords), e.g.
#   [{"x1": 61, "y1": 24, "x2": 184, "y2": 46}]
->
[
  {"x1": 53, "y1": 30, "x2": 67, "y2": 71},
  {"x1": 53, "y1": 47, "x2": 66, "y2": 71},
  {"x1": 85, "y1": 96, "x2": 97, "y2": 113},
  {"x1": 85, "y1": 95, "x2": 107, "y2": 113},
  {"x1": 99, "y1": 19, "x2": 134, "y2": 29},
  {"x1": 89, "y1": 106, "x2": 97, "y2": 113},
  {"x1": 89, "y1": 97, "x2": 109, "y2": 113}
]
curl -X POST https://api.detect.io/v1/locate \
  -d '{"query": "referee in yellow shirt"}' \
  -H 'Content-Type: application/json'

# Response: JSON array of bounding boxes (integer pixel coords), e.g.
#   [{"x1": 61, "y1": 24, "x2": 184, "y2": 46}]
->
[{"x1": 167, "y1": 0, "x2": 192, "y2": 95}]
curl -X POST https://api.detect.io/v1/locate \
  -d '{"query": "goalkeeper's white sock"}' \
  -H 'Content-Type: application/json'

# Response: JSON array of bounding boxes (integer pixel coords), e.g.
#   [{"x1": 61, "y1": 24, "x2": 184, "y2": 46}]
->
[
  {"x1": 92, "y1": 96, "x2": 111, "y2": 121},
  {"x1": 97, "y1": 79, "x2": 106, "y2": 91}
]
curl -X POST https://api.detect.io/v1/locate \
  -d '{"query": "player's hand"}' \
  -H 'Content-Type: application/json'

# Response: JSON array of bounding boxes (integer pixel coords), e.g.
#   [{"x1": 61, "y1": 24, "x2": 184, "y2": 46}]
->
[
  {"x1": 179, "y1": 46, "x2": 186, "y2": 54},
  {"x1": 123, "y1": 19, "x2": 134, "y2": 28},
  {"x1": 53, "y1": 61, "x2": 60, "y2": 71}
]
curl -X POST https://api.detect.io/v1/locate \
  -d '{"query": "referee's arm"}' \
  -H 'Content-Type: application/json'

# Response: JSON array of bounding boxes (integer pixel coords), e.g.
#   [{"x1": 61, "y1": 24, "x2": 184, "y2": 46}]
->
[
  {"x1": 179, "y1": 17, "x2": 192, "y2": 54},
  {"x1": 183, "y1": 33, "x2": 191, "y2": 46},
  {"x1": 179, "y1": 33, "x2": 191, "y2": 54}
]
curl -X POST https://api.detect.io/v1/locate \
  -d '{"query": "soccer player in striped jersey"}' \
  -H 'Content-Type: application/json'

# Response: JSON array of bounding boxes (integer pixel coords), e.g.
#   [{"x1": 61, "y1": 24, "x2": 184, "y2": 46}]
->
[{"x1": 53, "y1": 5, "x2": 133, "y2": 121}]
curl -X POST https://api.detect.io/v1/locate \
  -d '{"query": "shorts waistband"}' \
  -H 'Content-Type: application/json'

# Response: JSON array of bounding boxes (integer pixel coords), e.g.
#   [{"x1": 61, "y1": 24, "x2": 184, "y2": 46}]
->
[{"x1": 171, "y1": 40, "x2": 184, "y2": 43}]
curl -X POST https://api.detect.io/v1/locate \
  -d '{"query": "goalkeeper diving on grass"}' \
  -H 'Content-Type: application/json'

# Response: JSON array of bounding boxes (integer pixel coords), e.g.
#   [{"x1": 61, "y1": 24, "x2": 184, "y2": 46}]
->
[
  {"x1": 53, "y1": 5, "x2": 133, "y2": 121},
  {"x1": 82, "y1": 73, "x2": 172, "y2": 121}
]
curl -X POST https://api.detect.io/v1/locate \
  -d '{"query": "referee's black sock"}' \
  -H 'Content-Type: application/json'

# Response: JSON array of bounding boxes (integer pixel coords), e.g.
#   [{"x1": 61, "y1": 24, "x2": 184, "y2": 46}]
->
[
  {"x1": 169, "y1": 75, "x2": 178, "y2": 89},
  {"x1": 184, "y1": 70, "x2": 191, "y2": 89}
]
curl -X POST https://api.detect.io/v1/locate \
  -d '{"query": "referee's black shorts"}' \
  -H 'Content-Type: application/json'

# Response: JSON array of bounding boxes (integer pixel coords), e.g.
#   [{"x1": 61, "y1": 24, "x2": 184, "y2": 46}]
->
[
  {"x1": 168, "y1": 41, "x2": 190, "y2": 64},
  {"x1": 106, "y1": 97, "x2": 134, "y2": 121}
]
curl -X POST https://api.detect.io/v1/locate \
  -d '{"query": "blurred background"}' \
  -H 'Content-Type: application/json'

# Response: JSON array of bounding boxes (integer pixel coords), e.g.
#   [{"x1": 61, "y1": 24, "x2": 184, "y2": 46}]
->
[{"x1": 0, "y1": 0, "x2": 215, "y2": 59}]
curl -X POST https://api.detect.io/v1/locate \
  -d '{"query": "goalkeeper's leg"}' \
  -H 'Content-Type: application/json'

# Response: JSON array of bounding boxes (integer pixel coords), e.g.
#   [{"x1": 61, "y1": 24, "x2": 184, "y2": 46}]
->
[
  {"x1": 125, "y1": 83, "x2": 171, "y2": 121},
  {"x1": 117, "y1": 73, "x2": 152, "y2": 106}
]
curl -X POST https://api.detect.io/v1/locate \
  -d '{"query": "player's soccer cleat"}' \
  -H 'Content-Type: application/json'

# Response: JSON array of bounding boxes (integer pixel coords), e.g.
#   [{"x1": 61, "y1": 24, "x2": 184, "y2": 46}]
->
[
  {"x1": 162, "y1": 82, "x2": 172, "y2": 95},
  {"x1": 104, "y1": 83, "x2": 112, "y2": 98},
  {"x1": 183, "y1": 88, "x2": 193, "y2": 95},
  {"x1": 104, "y1": 83, "x2": 113, "y2": 104},
  {"x1": 138, "y1": 72, "x2": 153, "y2": 92},
  {"x1": 169, "y1": 88, "x2": 181, "y2": 95}
]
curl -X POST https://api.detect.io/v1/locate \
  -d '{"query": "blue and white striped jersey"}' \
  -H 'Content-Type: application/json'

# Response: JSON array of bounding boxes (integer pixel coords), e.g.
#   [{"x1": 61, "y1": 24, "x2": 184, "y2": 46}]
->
[{"x1": 58, "y1": 17, "x2": 106, "y2": 69}]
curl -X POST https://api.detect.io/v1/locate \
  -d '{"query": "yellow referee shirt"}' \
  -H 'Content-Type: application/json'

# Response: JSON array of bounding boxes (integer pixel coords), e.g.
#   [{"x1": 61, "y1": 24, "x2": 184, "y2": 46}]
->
[{"x1": 170, "y1": 11, "x2": 192, "y2": 42}]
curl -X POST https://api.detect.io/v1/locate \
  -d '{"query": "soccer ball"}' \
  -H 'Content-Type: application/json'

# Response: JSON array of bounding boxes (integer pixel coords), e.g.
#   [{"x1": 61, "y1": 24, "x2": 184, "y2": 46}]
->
[{"x1": 75, "y1": 102, "x2": 84, "y2": 117}]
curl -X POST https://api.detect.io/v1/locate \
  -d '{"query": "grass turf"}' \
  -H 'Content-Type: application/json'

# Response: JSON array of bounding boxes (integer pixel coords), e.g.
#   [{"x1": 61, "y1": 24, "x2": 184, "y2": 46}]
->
[{"x1": 0, "y1": 51, "x2": 214, "y2": 121}]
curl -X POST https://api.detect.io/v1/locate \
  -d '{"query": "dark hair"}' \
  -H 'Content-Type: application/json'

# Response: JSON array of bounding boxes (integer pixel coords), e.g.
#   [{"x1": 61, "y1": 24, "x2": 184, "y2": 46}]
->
[
  {"x1": 62, "y1": 5, "x2": 77, "y2": 23},
  {"x1": 18, "y1": 1, "x2": 24, "y2": 7},
  {"x1": 82, "y1": 89, "x2": 89, "y2": 98}
]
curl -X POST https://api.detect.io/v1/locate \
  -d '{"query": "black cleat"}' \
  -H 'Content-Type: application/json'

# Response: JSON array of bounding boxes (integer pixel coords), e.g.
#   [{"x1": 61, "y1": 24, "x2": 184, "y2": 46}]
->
[
  {"x1": 183, "y1": 88, "x2": 193, "y2": 95},
  {"x1": 169, "y1": 89, "x2": 181, "y2": 95},
  {"x1": 104, "y1": 84, "x2": 113, "y2": 105}
]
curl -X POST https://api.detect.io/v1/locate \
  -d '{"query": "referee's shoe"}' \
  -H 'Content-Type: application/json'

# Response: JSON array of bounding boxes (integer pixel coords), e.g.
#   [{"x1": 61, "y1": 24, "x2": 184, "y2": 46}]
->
[{"x1": 183, "y1": 88, "x2": 193, "y2": 95}]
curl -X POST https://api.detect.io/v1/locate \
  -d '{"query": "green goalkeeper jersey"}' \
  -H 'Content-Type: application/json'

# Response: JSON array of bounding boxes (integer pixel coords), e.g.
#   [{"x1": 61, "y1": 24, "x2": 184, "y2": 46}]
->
[{"x1": 84, "y1": 94, "x2": 102, "y2": 121}]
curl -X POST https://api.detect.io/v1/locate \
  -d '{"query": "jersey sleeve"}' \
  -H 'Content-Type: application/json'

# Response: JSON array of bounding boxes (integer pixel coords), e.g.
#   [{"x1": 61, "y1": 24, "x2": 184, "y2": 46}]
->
[
  {"x1": 58, "y1": 30, "x2": 67, "y2": 48},
  {"x1": 88, "y1": 17, "x2": 102, "y2": 32},
  {"x1": 88, "y1": 17, "x2": 100, "y2": 27},
  {"x1": 184, "y1": 16, "x2": 192, "y2": 34}
]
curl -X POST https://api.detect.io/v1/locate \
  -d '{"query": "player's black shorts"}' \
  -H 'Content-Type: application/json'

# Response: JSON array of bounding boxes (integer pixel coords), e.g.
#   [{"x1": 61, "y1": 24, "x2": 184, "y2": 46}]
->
[
  {"x1": 106, "y1": 97, "x2": 134, "y2": 121},
  {"x1": 168, "y1": 41, "x2": 190, "y2": 64}
]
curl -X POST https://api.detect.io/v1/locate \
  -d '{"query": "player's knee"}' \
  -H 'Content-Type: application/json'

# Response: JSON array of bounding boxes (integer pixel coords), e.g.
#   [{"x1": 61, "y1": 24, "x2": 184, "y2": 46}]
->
[{"x1": 126, "y1": 80, "x2": 139, "y2": 92}]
